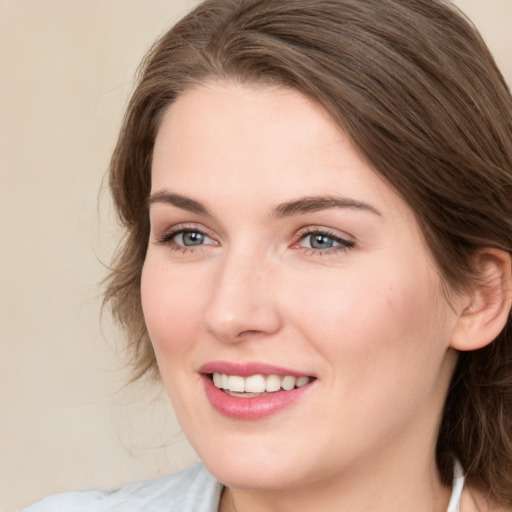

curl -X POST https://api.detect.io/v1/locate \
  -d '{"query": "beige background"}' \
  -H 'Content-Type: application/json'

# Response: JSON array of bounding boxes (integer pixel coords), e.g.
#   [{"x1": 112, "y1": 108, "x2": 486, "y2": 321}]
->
[{"x1": 1, "y1": 1, "x2": 511, "y2": 511}]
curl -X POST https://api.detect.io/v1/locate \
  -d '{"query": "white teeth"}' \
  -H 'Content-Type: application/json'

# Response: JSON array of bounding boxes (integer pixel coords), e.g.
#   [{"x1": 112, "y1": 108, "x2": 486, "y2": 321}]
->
[
  {"x1": 212, "y1": 372, "x2": 311, "y2": 393},
  {"x1": 265, "y1": 374, "x2": 281, "y2": 392},
  {"x1": 296, "y1": 376, "x2": 310, "y2": 388},
  {"x1": 245, "y1": 374, "x2": 266, "y2": 393},
  {"x1": 228, "y1": 375, "x2": 245, "y2": 392},
  {"x1": 281, "y1": 375, "x2": 296, "y2": 391}
]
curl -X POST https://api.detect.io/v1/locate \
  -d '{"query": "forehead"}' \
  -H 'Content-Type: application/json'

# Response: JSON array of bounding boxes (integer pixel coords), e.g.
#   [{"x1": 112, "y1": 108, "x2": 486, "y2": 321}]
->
[
  {"x1": 151, "y1": 82, "x2": 410, "y2": 222},
  {"x1": 153, "y1": 82, "x2": 341, "y2": 167}
]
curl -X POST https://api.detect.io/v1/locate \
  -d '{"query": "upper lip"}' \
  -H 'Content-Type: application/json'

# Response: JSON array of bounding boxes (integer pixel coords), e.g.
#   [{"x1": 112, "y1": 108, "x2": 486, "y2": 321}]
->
[{"x1": 199, "y1": 361, "x2": 314, "y2": 378}]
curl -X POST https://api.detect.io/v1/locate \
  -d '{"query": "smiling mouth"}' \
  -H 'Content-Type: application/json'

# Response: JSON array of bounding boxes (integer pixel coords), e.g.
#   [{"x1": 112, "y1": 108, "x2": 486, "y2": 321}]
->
[{"x1": 209, "y1": 373, "x2": 313, "y2": 397}]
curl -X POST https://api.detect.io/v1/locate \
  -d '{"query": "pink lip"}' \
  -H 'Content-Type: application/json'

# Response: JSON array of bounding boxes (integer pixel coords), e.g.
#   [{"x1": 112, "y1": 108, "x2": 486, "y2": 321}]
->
[
  {"x1": 198, "y1": 361, "x2": 315, "y2": 420},
  {"x1": 199, "y1": 360, "x2": 312, "y2": 378}
]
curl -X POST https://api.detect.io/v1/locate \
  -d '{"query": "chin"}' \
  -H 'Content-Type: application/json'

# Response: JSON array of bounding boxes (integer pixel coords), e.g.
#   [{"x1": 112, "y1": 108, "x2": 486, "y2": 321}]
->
[
  {"x1": 192, "y1": 434, "x2": 320, "y2": 491},
  {"x1": 206, "y1": 458, "x2": 308, "y2": 491}
]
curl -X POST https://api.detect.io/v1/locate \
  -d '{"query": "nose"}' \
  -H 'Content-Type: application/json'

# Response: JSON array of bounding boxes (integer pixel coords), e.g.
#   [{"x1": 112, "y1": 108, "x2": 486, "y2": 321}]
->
[{"x1": 202, "y1": 249, "x2": 283, "y2": 343}]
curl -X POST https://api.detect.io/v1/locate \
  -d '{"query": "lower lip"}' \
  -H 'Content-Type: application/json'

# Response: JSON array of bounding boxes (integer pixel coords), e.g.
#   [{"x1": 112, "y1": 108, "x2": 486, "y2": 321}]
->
[{"x1": 201, "y1": 375, "x2": 313, "y2": 420}]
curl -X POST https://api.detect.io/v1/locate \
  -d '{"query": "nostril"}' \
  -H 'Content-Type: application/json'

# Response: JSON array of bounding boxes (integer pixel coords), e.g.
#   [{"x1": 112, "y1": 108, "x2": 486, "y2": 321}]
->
[{"x1": 236, "y1": 329, "x2": 268, "y2": 339}]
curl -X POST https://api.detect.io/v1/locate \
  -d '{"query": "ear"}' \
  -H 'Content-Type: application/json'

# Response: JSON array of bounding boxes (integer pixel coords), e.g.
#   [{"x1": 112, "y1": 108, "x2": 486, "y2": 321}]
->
[{"x1": 450, "y1": 248, "x2": 512, "y2": 351}]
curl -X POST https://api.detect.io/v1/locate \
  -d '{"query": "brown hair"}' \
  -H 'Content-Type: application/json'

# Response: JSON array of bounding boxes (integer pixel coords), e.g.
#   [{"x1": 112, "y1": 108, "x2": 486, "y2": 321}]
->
[{"x1": 105, "y1": 0, "x2": 512, "y2": 504}]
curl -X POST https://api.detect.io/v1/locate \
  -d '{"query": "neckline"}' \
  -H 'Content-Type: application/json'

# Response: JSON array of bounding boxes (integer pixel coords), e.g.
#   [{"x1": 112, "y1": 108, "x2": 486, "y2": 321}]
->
[{"x1": 446, "y1": 460, "x2": 465, "y2": 512}]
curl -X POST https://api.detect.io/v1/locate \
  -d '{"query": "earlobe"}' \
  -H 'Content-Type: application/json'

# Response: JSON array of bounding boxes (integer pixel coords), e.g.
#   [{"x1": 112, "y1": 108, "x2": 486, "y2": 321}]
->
[{"x1": 450, "y1": 249, "x2": 512, "y2": 352}]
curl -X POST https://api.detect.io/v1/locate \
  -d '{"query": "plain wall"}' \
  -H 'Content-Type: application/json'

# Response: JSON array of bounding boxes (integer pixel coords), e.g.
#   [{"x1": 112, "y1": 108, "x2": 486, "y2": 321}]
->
[{"x1": 1, "y1": 1, "x2": 511, "y2": 511}]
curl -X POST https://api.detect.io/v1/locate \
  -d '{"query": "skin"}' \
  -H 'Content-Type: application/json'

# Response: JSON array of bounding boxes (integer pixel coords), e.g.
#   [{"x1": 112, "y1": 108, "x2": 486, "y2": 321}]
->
[{"x1": 142, "y1": 82, "x2": 467, "y2": 512}]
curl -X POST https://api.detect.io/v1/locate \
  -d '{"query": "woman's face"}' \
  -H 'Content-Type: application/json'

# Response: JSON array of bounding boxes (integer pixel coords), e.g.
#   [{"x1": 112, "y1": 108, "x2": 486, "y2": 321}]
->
[{"x1": 142, "y1": 82, "x2": 460, "y2": 491}]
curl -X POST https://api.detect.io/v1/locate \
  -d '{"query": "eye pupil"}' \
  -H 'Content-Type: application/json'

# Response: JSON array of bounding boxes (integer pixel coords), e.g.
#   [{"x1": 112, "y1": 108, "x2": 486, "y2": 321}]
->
[
  {"x1": 310, "y1": 234, "x2": 334, "y2": 249},
  {"x1": 182, "y1": 231, "x2": 204, "y2": 246}
]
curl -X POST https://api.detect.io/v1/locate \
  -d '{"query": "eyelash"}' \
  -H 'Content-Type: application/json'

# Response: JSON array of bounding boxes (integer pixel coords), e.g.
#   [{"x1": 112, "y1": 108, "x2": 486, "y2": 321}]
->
[
  {"x1": 156, "y1": 226, "x2": 354, "y2": 255},
  {"x1": 294, "y1": 228, "x2": 355, "y2": 256},
  {"x1": 157, "y1": 225, "x2": 216, "y2": 252}
]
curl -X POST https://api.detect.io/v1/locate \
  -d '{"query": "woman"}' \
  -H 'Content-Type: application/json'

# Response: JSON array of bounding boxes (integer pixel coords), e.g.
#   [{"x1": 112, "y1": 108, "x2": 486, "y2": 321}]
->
[{"x1": 24, "y1": 0, "x2": 512, "y2": 510}]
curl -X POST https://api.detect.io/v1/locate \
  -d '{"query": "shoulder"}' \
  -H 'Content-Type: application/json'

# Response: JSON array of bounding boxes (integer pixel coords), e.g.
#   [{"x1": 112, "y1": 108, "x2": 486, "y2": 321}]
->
[{"x1": 21, "y1": 463, "x2": 222, "y2": 512}]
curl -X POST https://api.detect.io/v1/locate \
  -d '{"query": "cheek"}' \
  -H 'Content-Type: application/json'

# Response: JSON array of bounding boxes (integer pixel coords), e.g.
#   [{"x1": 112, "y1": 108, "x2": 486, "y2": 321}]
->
[
  {"x1": 140, "y1": 260, "x2": 205, "y2": 366},
  {"x1": 288, "y1": 260, "x2": 449, "y2": 378},
  {"x1": 297, "y1": 266, "x2": 453, "y2": 436}
]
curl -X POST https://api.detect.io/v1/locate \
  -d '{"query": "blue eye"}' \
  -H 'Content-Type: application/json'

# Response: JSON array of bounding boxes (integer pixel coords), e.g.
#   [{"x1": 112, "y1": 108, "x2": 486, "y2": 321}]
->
[
  {"x1": 305, "y1": 233, "x2": 339, "y2": 249},
  {"x1": 174, "y1": 230, "x2": 211, "y2": 246},
  {"x1": 298, "y1": 231, "x2": 353, "y2": 252}
]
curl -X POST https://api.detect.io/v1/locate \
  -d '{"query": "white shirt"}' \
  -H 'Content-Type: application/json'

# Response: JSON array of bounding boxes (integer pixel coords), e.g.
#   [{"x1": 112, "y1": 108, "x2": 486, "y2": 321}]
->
[{"x1": 21, "y1": 462, "x2": 465, "y2": 512}]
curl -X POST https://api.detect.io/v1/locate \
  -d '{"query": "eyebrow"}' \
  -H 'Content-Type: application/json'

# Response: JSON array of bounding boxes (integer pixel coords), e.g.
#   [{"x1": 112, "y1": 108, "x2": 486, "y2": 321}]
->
[
  {"x1": 271, "y1": 195, "x2": 382, "y2": 218},
  {"x1": 148, "y1": 191, "x2": 382, "y2": 218},
  {"x1": 148, "y1": 191, "x2": 211, "y2": 216}
]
